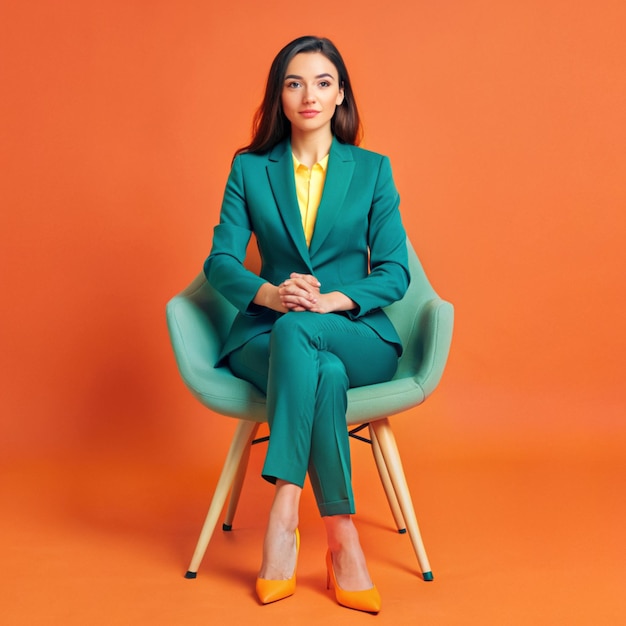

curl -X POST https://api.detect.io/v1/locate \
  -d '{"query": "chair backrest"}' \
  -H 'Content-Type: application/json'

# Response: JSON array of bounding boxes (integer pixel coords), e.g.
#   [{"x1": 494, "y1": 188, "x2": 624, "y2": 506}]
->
[{"x1": 178, "y1": 273, "x2": 238, "y2": 344}]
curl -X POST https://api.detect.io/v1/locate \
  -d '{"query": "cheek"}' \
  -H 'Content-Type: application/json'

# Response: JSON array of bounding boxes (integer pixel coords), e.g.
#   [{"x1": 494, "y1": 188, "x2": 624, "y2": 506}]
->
[
  {"x1": 325, "y1": 91, "x2": 341, "y2": 107},
  {"x1": 281, "y1": 93, "x2": 296, "y2": 116}
]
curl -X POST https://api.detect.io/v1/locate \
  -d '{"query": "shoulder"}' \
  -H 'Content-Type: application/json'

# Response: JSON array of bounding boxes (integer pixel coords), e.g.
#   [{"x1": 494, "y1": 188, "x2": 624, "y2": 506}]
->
[
  {"x1": 229, "y1": 149, "x2": 275, "y2": 184},
  {"x1": 332, "y1": 140, "x2": 390, "y2": 168},
  {"x1": 333, "y1": 142, "x2": 397, "y2": 192},
  {"x1": 233, "y1": 150, "x2": 271, "y2": 168},
  {"x1": 234, "y1": 139, "x2": 289, "y2": 167}
]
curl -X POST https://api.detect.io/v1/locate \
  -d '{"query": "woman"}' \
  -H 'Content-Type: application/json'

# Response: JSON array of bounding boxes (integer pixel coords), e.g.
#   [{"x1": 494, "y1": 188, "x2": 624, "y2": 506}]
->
[{"x1": 204, "y1": 35, "x2": 409, "y2": 613}]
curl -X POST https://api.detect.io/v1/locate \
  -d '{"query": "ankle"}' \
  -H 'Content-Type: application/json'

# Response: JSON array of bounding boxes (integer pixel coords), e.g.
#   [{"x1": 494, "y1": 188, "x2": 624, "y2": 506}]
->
[
  {"x1": 268, "y1": 481, "x2": 301, "y2": 531},
  {"x1": 323, "y1": 515, "x2": 374, "y2": 590},
  {"x1": 324, "y1": 514, "x2": 360, "y2": 552},
  {"x1": 327, "y1": 545, "x2": 373, "y2": 591},
  {"x1": 259, "y1": 526, "x2": 299, "y2": 580},
  {"x1": 267, "y1": 509, "x2": 299, "y2": 534}
]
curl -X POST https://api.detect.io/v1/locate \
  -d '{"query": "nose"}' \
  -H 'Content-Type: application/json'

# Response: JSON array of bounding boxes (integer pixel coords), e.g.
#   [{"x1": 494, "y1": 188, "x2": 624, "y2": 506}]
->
[{"x1": 302, "y1": 85, "x2": 316, "y2": 103}]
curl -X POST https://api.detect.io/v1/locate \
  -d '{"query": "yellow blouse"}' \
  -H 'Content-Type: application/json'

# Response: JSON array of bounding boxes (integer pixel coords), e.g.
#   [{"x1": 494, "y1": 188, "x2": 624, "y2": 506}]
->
[{"x1": 292, "y1": 153, "x2": 329, "y2": 246}]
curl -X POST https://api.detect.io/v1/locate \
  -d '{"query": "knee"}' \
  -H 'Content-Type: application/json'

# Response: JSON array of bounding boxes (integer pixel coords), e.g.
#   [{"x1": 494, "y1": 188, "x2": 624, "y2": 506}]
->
[
  {"x1": 271, "y1": 312, "x2": 317, "y2": 346},
  {"x1": 317, "y1": 352, "x2": 349, "y2": 391}
]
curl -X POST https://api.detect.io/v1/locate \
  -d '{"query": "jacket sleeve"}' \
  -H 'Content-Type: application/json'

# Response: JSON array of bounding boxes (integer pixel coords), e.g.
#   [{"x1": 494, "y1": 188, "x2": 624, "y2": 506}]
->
[
  {"x1": 339, "y1": 155, "x2": 410, "y2": 318},
  {"x1": 203, "y1": 156, "x2": 266, "y2": 314}
]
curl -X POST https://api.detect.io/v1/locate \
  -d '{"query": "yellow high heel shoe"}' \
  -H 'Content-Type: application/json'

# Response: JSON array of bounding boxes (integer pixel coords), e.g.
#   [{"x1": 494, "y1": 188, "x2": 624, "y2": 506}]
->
[
  {"x1": 255, "y1": 529, "x2": 300, "y2": 605},
  {"x1": 326, "y1": 550, "x2": 381, "y2": 614}
]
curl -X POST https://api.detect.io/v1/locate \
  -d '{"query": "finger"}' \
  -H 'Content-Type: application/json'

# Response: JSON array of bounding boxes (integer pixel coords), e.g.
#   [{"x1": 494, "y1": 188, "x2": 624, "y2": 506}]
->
[
  {"x1": 289, "y1": 279, "x2": 319, "y2": 299},
  {"x1": 290, "y1": 272, "x2": 321, "y2": 287},
  {"x1": 280, "y1": 280, "x2": 318, "y2": 301},
  {"x1": 281, "y1": 293, "x2": 317, "y2": 310}
]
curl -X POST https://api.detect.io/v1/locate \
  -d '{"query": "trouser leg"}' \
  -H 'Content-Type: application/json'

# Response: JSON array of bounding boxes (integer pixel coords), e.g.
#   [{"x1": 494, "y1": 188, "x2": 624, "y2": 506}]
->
[
  {"x1": 228, "y1": 312, "x2": 398, "y2": 516},
  {"x1": 306, "y1": 351, "x2": 353, "y2": 516}
]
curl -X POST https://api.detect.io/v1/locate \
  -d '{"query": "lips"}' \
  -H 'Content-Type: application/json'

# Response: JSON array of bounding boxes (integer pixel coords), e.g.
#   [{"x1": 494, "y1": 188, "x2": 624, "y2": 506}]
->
[{"x1": 299, "y1": 110, "x2": 320, "y2": 118}]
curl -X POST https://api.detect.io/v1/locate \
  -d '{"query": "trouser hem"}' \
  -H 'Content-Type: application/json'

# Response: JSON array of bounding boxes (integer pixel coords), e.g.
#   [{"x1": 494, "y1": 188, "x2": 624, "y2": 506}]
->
[
  {"x1": 318, "y1": 498, "x2": 355, "y2": 517},
  {"x1": 261, "y1": 464, "x2": 306, "y2": 489}
]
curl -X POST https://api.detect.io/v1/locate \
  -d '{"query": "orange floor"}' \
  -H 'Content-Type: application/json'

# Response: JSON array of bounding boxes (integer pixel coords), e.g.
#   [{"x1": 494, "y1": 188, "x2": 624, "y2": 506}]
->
[{"x1": 2, "y1": 389, "x2": 625, "y2": 626}]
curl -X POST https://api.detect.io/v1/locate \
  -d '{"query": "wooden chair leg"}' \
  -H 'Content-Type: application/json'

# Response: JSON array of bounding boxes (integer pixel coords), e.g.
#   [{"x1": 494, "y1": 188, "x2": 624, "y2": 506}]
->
[
  {"x1": 185, "y1": 419, "x2": 259, "y2": 578},
  {"x1": 369, "y1": 418, "x2": 433, "y2": 581},
  {"x1": 369, "y1": 424, "x2": 407, "y2": 533},
  {"x1": 222, "y1": 423, "x2": 260, "y2": 530}
]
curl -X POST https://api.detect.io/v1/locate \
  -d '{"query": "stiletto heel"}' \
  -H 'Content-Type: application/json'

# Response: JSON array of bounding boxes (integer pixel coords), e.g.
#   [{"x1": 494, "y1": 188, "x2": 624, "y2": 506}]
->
[
  {"x1": 255, "y1": 529, "x2": 300, "y2": 605},
  {"x1": 325, "y1": 550, "x2": 381, "y2": 614}
]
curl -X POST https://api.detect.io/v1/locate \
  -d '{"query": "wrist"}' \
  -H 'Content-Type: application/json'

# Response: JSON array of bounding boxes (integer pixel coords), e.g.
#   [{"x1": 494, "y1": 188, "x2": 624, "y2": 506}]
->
[
  {"x1": 325, "y1": 291, "x2": 355, "y2": 313},
  {"x1": 254, "y1": 282, "x2": 286, "y2": 312}
]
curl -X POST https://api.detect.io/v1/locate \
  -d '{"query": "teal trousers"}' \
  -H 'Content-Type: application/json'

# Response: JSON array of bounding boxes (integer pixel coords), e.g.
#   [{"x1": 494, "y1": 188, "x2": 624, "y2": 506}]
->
[{"x1": 228, "y1": 312, "x2": 399, "y2": 517}]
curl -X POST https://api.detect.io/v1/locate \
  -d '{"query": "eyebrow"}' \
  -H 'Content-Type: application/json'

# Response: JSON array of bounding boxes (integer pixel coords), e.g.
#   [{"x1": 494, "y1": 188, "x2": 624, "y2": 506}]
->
[{"x1": 284, "y1": 73, "x2": 336, "y2": 81}]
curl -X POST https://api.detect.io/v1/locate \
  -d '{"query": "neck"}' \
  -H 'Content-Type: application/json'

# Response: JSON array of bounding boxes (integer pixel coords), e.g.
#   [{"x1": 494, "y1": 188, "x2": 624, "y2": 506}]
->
[{"x1": 290, "y1": 129, "x2": 333, "y2": 168}]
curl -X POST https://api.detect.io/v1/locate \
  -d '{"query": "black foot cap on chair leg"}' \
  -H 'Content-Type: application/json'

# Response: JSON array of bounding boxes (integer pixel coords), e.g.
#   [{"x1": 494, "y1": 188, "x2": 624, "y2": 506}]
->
[
  {"x1": 222, "y1": 523, "x2": 232, "y2": 531},
  {"x1": 398, "y1": 528, "x2": 407, "y2": 534},
  {"x1": 184, "y1": 571, "x2": 197, "y2": 579},
  {"x1": 423, "y1": 571, "x2": 434, "y2": 582}
]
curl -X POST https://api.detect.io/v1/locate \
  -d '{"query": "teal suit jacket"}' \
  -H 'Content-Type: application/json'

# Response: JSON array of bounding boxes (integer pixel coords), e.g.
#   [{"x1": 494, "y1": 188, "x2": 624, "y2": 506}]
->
[{"x1": 204, "y1": 137, "x2": 410, "y2": 365}]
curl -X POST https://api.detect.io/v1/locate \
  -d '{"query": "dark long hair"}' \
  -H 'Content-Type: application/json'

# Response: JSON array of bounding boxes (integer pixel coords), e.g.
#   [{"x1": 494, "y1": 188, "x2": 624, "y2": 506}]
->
[{"x1": 235, "y1": 36, "x2": 362, "y2": 157}]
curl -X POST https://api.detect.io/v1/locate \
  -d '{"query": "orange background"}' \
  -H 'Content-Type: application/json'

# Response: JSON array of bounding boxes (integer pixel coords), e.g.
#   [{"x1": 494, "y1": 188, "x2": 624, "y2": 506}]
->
[{"x1": 1, "y1": 1, "x2": 625, "y2": 624}]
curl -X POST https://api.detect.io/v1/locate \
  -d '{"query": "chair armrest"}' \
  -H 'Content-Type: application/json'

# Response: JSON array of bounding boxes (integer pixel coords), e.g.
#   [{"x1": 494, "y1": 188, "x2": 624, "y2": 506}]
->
[
  {"x1": 166, "y1": 294, "x2": 268, "y2": 421},
  {"x1": 413, "y1": 297, "x2": 454, "y2": 399},
  {"x1": 166, "y1": 295, "x2": 223, "y2": 388}
]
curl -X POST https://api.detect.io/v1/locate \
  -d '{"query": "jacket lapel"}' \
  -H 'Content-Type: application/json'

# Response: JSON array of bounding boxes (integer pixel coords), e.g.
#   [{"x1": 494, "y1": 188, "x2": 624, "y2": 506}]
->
[
  {"x1": 265, "y1": 137, "x2": 356, "y2": 263},
  {"x1": 266, "y1": 140, "x2": 312, "y2": 264},
  {"x1": 308, "y1": 138, "x2": 355, "y2": 256}
]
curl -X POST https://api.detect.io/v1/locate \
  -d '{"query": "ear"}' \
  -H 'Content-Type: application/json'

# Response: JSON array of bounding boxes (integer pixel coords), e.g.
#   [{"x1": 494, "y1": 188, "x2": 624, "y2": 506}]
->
[{"x1": 336, "y1": 83, "x2": 345, "y2": 106}]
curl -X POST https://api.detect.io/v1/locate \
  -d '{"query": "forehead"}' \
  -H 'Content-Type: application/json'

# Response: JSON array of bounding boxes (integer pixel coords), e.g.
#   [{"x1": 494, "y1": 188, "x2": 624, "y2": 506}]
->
[{"x1": 284, "y1": 51, "x2": 339, "y2": 78}]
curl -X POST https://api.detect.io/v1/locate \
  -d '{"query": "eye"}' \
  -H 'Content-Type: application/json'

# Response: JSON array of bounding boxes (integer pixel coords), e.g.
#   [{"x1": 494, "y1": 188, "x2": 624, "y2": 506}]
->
[
  {"x1": 285, "y1": 80, "x2": 302, "y2": 89},
  {"x1": 319, "y1": 80, "x2": 331, "y2": 88}
]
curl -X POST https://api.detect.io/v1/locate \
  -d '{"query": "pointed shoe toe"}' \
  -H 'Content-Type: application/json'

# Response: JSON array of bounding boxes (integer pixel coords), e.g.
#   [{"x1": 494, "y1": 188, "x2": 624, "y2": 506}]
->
[
  {"x1": 335, "y1": 586, "x2": 381, "y2": 613},
  {"x1": 325, "y1": 550, "x2": 382, "y2": 614},
  {"x1": 255, "y1": 576, "x2": 296, "y2": 604}
]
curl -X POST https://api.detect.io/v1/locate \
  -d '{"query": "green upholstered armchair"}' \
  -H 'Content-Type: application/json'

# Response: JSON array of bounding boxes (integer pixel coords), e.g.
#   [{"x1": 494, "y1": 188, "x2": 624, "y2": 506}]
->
[{"x1": 166, "y1": 239, "x2": 453, "y2": 581}]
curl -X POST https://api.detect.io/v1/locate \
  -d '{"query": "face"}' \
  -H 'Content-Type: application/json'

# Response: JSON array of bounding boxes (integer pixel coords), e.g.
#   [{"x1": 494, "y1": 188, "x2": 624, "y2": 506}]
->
[{"x1": 281, "y1": 52, "x2": 345, "y2": 137}]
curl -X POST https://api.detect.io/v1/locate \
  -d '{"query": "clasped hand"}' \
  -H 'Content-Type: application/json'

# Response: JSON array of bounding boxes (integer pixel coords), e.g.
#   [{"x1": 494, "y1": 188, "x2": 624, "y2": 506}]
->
[
  {"x1": 277, "y1": 272, "x2": 356, "y2": 315},
  {"x1": 278, "y1": 273, "x2": 326, "y2": 312}
]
